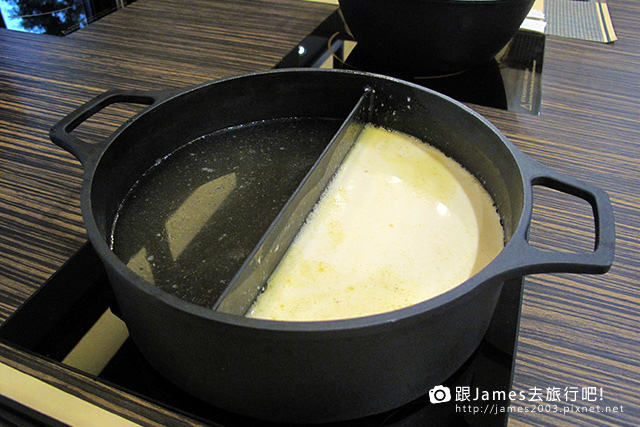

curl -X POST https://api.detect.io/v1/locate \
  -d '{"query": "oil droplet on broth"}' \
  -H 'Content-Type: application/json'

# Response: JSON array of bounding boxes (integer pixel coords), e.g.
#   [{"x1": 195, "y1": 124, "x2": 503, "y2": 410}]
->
[
  {"x1": 247, "y1": 125, "x2": 505, "y2": 321},
  {"x1": 110, "y1": 117, "x2": 342, "y2": 308}
]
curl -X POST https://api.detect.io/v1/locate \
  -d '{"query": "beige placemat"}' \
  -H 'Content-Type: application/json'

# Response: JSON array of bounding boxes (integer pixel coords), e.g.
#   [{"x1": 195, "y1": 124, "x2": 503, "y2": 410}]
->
[
  {"x1": 544, "y1": 0, "x2": 617, "y2": 42},
  {"x1": 0, "y1": 361, "x2": 140, "y2": 426}
]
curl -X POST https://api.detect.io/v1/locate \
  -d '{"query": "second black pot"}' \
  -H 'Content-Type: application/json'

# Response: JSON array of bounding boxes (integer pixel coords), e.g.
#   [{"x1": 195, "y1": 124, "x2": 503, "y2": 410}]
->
[{"x1": 338, "y1": 0, "x2": 536, "y2": 74}]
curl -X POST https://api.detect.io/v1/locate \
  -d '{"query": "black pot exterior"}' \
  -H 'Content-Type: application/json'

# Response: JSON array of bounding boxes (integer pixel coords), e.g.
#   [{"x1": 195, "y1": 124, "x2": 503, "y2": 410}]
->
[
  {"x1": 50, "y1": 69, "x2": 614, "y2": 423},
  {"x1": 339, "y1": 0, "x2": 536, "y2": 74},
  {"x1": 107, "y1": 264, "x2": 504, "y2": 422}
]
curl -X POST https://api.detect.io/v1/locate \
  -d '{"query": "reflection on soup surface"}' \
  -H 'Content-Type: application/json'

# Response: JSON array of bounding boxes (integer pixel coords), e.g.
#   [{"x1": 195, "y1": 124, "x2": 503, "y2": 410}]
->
[
  {"x1": 110, "y1": 117, "x2": 342, "y2": 307},
  {"x1": 248, "y1": 125, "x2": 504, "y2": 321}
]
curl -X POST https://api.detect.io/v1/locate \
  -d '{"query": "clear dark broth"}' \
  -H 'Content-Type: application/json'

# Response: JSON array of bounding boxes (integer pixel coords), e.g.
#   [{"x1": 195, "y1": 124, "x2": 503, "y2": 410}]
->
[{"x1": 110, "y1": 117, "x2": 341, "y2": 307}]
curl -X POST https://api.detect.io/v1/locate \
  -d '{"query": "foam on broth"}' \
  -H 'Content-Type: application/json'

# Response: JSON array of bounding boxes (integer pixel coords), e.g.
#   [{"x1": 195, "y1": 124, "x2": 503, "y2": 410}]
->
[{"x1": 248, "y1": 125, "x2": 505, "y2": 321}]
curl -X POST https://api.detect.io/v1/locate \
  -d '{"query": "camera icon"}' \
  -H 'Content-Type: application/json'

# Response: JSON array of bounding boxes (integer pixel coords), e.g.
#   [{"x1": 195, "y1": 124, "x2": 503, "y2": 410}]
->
[{"x1": 429, "y1": 385, "x2": 452, "y2": 404}]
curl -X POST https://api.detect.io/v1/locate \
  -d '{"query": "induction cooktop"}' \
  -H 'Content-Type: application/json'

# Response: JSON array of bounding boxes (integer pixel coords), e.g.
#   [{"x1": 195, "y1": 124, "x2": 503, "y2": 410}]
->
[
  {"x1": 276, "y1": 10, "x2": 545, "y2": 115},
  {"x1": 0, "y1": 242, "x2": 522, "y2": 426}
]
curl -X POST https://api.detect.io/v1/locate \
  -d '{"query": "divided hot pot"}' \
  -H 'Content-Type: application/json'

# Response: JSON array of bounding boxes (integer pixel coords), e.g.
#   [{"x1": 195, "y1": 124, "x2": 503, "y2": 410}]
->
[{"x1": 50, "y1": 69, "x2": 614, "y2": 423}]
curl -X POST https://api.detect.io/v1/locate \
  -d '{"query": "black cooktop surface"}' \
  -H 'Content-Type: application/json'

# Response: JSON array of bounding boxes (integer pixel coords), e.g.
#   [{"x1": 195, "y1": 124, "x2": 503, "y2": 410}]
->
[
  {"x1": 276, "y1": 10, "x2": 544, "y2": 115},
  {"x1": 0, "y1": 240, "x2": 522, "y2": 426}
]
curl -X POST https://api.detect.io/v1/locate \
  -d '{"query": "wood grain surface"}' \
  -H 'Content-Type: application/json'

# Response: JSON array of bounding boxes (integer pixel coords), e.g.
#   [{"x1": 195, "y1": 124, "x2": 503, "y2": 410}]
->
[
  {"x1": 1, "y1": 0, "x2": 639, "y2": 426},
  {"x1": 471, "y1": 2, "x2": 640, "y2": 424}
]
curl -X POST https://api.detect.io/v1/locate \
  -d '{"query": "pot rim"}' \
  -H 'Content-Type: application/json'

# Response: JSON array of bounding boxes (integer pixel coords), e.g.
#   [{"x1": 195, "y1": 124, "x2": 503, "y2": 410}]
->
[
  {"x1": 61, "y1": 69, "x2": 612, "y2": 333},
  {"x1": 78, "y1": 69, "x2": 528, "y2": 332}
]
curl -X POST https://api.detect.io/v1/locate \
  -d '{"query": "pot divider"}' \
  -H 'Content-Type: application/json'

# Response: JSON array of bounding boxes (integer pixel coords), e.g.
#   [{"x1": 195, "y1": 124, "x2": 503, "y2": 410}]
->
[{"x1": 213, "y1": 89, "x2": 375, "y2": 315}]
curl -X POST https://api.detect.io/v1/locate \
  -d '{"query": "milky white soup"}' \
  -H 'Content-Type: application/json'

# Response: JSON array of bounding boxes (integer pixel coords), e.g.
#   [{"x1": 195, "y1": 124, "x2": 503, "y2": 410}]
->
[{"x1": 247, "y1": 125, "x2": 504, "y2": 321}]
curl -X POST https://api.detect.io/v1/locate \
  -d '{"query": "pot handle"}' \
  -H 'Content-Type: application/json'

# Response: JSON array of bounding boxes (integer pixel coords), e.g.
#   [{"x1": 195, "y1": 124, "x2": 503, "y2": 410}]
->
[
  {"x1": 501, "y1": 161, "x2": 615, "y2": 278},
  {"x1": 49, "y1": 89, "x2": 166, "y2": 167}
]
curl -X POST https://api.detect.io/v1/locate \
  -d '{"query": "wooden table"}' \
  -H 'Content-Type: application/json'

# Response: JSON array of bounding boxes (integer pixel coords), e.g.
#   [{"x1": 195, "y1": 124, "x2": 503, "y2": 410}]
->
[{"x1": 1, "y1": 0, "x2": 638, "y2": 425}]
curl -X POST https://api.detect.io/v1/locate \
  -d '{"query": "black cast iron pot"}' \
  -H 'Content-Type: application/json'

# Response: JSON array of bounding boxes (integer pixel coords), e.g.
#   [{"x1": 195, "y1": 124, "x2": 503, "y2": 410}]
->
[
  {"x1": 338, "y1": 0, "x2": 536, "y2": 74},
  {"x1": 50, "y1": 69, "x2": 614, "y2": 423}
]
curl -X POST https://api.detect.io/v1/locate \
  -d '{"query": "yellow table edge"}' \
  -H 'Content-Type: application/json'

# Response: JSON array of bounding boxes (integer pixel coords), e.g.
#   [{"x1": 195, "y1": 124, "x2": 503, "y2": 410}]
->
[{"x1": 0, "y1": 361, "x2": 141, "y2": 426}]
